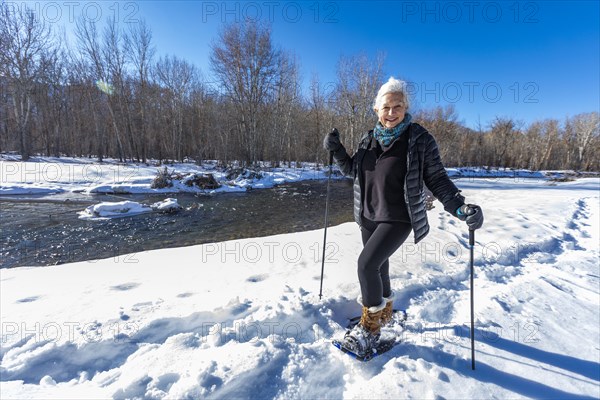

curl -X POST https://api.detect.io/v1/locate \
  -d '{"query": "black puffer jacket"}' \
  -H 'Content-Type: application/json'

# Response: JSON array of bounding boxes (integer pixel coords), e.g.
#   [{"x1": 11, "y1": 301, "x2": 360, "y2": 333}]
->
[{"x1": 332, "y1": 123, "x2": 464, "y2": 243}]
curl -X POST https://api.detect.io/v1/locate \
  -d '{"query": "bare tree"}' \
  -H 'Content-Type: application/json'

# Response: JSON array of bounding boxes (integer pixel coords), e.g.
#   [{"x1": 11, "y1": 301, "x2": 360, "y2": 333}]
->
[
  {"x1": 487, "y1": 117, "x2": 520, "y2": 168},
  {"x1": 155, "y1": 55, "x2": 197, "y2": 161},
  {"x1": 414, "y1": 105, "x2": 463, "y2": 165},
  {"x1": 125, "y1": 20, "x2": 155, "y2": 163},
  {"x1": 307, "y1": 73, "x2": 335, "y2": 165},
  {"x1": 523, "y1": 119, "x2": 560, "y2": 170},
  {"x1": 74, "y1": 16, "x2": 107, "y2": 161},
  {"x1": 268, "y1": 51, "x2": 301, "y2": 165},
  {"x1": 0, "y1": 4, "x2": 55, "y2": 160},
  {"x1": 0, "y1": 73, "x2": 8, "y2": 153},
  {"x1": 210, "y1": 22, "x2": 279, "y2": 165},
  {"x1": 102, "y1": 17, "x2": 130, "y2": 161},
  {"x1": 35, "y1": 48, "x2": 67, "y2": 157},
  {"x1": 334, "y1": 52, "x2": 385, "y2": 147},
  {"x1": 569, "y1": 112, "x2": 599, "y2": 170}
]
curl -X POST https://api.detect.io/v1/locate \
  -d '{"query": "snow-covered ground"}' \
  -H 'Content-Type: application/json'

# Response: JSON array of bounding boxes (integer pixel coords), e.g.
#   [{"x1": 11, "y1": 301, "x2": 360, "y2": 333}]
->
[
  {"x1": 0, "y1": 155, "x2": 332, "y2": 196},
  {"x1": 1, "y1": 171, "x2": 599, "y2": 399},
  {"x1": 1, "y1": 154, "x2": 588, "y2": 197}
]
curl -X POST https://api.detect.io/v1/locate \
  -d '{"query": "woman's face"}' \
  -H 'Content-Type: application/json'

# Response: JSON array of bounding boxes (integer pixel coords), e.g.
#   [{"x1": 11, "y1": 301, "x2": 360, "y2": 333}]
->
[{"x1": 376, "y1": 93, "x2": 406, "y2": 129}]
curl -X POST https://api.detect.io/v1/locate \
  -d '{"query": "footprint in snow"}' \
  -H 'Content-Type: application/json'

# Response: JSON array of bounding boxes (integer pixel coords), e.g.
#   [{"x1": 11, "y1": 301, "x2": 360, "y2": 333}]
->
[
  {"x1": 247, "y1": 274, "x2": 268, "y2": 283},
  {"x1": 16, "y1": 296, "x2": 41, "y2": 303},
  {"x1": 437, "y1": 371, "x2": 450, "y2": 382},
  {"x1": 151, "y1": 373, "x2": 180, "y2": 393},
  {"x1": 110, "y1": 282, "x2": 140, "y2": 291}
]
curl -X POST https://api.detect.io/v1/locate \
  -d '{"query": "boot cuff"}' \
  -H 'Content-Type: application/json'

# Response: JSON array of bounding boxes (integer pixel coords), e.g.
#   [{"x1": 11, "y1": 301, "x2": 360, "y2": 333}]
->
[
  {"x1": 357, "y1": 296, "x2": 386, "y2": 312},
  {"x1": 383, "y1": 290, "x2": 395, "y2": 302},
  {"x1": 368, "y1": 299, "x2": 387, "y2": 313}
]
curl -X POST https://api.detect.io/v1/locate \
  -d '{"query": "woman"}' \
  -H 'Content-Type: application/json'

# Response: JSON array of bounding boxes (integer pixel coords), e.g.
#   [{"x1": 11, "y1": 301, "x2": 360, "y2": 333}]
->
[{"x1": 323, "y1": 77, "x2": 484, "y2": 357}]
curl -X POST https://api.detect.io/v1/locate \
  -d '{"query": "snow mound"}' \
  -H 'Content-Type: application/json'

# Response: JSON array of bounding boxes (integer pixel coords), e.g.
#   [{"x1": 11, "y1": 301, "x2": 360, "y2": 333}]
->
[
  {"x1": 0, "y1": 184, "x2": 63, "y2": 195},
  {"x1": 151, "y1": 198, "x2": 182, "y2": 213},
  {"x1": 78, "y1": 199, "x2": 181, "y2": 220}
]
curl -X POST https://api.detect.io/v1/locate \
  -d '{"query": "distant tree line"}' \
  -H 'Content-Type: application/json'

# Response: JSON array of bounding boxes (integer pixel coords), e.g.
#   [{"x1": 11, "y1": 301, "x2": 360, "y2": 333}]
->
[{"x1": 1, "y1": 5, "x2": 598, "y2": 170}]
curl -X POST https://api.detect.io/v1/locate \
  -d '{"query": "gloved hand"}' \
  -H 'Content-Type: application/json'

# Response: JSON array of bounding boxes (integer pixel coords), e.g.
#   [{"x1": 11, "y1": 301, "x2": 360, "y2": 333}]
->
[
  {"x1": 323, "y1": 128, "x2": 342, "y2": 153},
  {"x1": 456, "y1": 204, "x2": 484, "y2": 230}
]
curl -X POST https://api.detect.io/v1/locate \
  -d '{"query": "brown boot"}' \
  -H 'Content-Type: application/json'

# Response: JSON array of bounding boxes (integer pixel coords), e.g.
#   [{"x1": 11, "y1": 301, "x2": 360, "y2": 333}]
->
[
  {"x1": 380, "y1": 291, "x2": 395, "y2": 326},
  {"x1": 358, "y1": 301, "x2": 386, "y2": 336},
  {"x1": 342, "y1": 300, "x2": 386, "y2": 357}
]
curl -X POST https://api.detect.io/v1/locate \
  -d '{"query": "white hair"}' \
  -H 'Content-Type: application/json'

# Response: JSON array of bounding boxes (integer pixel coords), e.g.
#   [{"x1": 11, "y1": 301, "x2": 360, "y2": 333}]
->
[{"x1": 373, "y1": 77, "x2": 410, "y2": 111}]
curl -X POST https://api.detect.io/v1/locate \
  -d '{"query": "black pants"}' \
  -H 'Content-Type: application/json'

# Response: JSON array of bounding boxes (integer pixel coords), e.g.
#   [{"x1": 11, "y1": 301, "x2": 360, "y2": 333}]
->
[{"x1": 358, "y1": 217, "x2": 412, "y2": 307}]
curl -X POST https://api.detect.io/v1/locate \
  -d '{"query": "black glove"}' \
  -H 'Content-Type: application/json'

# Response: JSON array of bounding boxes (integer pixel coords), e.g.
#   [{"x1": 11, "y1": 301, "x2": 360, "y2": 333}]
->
[
  {"x1": 456, "y1": 204, "x2": 484, "y2": 230},
  {"x1": 323, "y1": 128, "x2": 342, "y2": 153}
]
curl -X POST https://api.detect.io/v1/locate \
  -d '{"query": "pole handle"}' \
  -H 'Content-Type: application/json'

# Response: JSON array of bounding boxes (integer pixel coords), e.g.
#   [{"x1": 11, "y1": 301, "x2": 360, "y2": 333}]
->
[
  {"x1": 329, "y1": 151, "x2": 334, "y2": 166},
  {"x1": 469, "y1": 229, "x2": 475, "y2": 246}
]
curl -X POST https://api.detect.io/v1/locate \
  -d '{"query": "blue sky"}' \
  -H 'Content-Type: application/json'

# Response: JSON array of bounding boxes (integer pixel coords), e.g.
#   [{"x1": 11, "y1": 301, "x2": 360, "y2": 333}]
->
[{"x1": 14, "y1": 0, "x2": 600, "y2": 129}]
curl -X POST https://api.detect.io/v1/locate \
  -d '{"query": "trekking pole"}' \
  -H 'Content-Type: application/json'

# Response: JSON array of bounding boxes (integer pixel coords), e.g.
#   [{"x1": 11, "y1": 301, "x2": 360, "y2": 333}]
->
[
  {"x1": 319, "y1": 151, "x2": 334, "y2": 300},
  {"x1": 469, "y1": 227, "x2": 476, "y2": 370}
]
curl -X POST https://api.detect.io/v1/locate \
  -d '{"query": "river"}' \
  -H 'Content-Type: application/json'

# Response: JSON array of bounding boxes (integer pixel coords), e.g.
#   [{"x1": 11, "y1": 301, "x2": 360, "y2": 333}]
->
[{"x1": 0, "y1": 180, "x2": 354, "y2": 268}]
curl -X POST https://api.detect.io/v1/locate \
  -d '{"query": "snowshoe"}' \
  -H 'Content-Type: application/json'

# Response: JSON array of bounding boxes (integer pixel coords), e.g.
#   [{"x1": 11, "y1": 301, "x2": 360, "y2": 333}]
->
[
  {"x1": 333, "y1": 324, "x2": 380, "y2": 361},
  {"x1": 332, "y1": 309, "x2": 407, "y2": 362}
]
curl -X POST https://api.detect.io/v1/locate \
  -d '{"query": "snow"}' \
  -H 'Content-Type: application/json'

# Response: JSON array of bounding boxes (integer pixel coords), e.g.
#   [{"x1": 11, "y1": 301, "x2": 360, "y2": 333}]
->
[
  {"x1": 78, "y1": 201, "x2": 153, "y2": 220},
  {"x1": 1, "y1": 164, "x2": 599, "y2": 399},
  {"x1": 0, "y1": 155, "x2": 331, "y2": 196},
  {"x1": 77, "y1": 199, "x2": 182, "y2": 221},
  {"x1": 2, "y1": 155, "x2": 593, "y2": 197},
  {"x1": 150, "y1": 198, "x2": 182, "y2": 213}
]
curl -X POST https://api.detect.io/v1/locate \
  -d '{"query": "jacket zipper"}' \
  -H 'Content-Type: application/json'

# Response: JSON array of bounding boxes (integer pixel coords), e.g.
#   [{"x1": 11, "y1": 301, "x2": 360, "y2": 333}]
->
[{"x1": 404, "y1": 146, "x2": 413, "y2": 225}]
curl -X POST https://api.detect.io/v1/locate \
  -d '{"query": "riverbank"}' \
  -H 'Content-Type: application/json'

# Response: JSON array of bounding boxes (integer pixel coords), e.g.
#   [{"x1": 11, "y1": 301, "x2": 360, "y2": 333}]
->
[
  {"x1": 2, "y1": 154, "x2": 595, "y2": 197},
  {"x1": 0, "y1": 155, "x2": 336, "y2": 196}
]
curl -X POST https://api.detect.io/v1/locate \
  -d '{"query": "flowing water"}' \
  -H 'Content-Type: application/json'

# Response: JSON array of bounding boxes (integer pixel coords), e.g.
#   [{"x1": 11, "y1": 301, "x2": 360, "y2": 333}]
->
[{"x1": 0, "y1": 180, "x2": 354, "y2": 268}]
